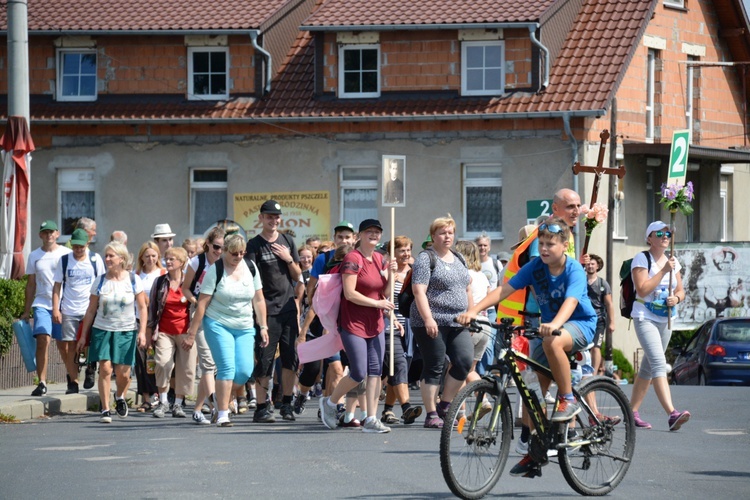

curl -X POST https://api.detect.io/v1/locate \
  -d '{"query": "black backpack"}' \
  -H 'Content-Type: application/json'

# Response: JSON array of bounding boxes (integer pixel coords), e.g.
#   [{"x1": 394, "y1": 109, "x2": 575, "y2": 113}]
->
[
  {"x1": 398, "y1": 248, "x2": 466, "y2": 318},
  {"x1": 619, "y1": 251, "x2": 651, "y2": 319}
]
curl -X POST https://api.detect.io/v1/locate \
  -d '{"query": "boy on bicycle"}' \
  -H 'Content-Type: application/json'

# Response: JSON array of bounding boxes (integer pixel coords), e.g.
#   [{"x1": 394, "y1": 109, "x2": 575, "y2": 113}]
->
[{"x1": 458, "y1": 216, "x2": 597, "y2": 477}]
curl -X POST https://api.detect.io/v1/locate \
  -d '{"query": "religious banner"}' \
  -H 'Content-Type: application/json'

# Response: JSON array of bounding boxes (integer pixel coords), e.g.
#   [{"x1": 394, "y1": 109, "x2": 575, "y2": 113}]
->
[
  {"x1": 382, "y1": 155, "x2": 406, "y2": 207},
  {"x1": 233, "y1": 191, "x2": 331, "y2": 243}
]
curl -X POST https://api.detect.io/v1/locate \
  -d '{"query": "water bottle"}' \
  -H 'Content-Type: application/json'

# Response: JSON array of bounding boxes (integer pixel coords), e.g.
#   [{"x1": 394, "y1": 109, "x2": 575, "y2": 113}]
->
[{"x1": 146, "y1": 347, "x2": 156, "y2": 375}]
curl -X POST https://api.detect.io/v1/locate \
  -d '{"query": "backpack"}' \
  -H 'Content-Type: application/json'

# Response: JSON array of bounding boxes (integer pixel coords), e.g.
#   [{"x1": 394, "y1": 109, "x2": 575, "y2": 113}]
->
[
  {"x1": 191, "y1": 254, "x2": 255, "y2": 295},
  {"x1": 619, "y1": 251, "x2": 651, "y2": 319},
  {"x1": 398, "y1": 248, "x2": 467, "y2": 318}
]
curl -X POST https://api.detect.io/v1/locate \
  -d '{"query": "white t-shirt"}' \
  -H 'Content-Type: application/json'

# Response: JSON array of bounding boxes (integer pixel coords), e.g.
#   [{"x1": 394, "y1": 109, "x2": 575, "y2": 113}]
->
[
  {"x1": 53, "y1": 251, "x2": 106, "y2": 316},
  {"x1": 480, "y1": 258, "x2": 500, "y2": 291},
  {"x1": 202, "y1": 260, "x2": 262, "y2": 331},
  {"x1": 90, "y1": 273, "x2": 144, "y2": 331},
  {"x1": 136, "y1": 268, "x2": 164, "y2": 317},
  {"x1": 26, "y1": 245, "x2": 72, "y2": 310},
  {"x1": 468, "y1": 269, "x2": 491, "y2": 315},
  {"x1": 631, "y1": 251, "x2": 682, "y2": 323}
]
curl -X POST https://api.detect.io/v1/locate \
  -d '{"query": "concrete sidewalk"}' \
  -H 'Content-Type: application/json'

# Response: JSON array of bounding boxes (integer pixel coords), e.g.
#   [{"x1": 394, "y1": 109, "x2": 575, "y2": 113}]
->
[{"x1": 0, "y1": 378, "x2": 137, "y2": 421}]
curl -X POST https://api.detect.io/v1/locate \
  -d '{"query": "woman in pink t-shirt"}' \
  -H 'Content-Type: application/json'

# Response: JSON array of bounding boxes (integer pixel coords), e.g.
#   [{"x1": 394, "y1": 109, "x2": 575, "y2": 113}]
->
[{"x1": 319, "y1": 219, "x2": 396, "y2": 434}]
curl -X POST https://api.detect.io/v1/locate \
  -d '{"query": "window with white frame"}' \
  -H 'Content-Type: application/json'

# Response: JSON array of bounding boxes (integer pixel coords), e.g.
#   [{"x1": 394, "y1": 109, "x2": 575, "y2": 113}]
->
[
  {"x1": 187, "y1": 47, "x2": 229, "y2": 100},
  {"x1": 338, "y1": 45, "x2": 380, "y2": 98},
  {"x1": 461, "y1": 41, "x2": 505, "y2": 96},
  {"x1": 664, "y1": 0, "x2": 685, "y2": 8},
  {"x1": 57, "y1": 49, "x2": 97, "y2": 102},
  {"x1": 191, "y1": 169, "x2": 227, "y2": 234},
  {"x1": 646, "y1": 49, "x2": 657, "y2": 142},
  {"x1": 463, "y1": 164, "x2": 502, "y2": 238},
  {"x1": 58, "y1": 168, "x2": 96, "y2": 237},
  {"x1": 340, "y1": 166, "x2": 378, "y2": 223}
]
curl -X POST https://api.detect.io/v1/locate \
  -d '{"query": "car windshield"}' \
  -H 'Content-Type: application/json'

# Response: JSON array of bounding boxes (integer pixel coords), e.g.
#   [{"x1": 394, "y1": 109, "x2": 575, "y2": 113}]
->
[{"x1": 715, "y1": 321, "x2": 750, "y2": 343}]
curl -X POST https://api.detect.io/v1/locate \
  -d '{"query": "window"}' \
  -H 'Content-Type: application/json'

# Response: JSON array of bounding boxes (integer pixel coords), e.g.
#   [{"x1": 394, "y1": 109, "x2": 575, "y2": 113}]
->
[
  {"x1": 461, "y1": 41, "x2": 505, "y2": 96},
  {"x1": 664, "y1": 0, "x2": 685, "y2": 8},
  {"x1": 463, "y1": 165, "x2": 502, "y2": 239},
  {"x1": 57, "y1": 49, "x2": 97, "y2": 102},
  {"x1": 646, "y1": 49, "x2": 657, "y2": 142},
  {"x1": 191, "y1": 169, "x2": 227, "y2": 234},
  {"x1": 338, "y1": 45, "x2": 380, "y2": 98},
  {"x1": 187, "y1": 47, "x2": 229, "y2": 100},
  {"x1": 340, "y1": 166, "x2": 378, "y2": 223},
  {"x1": 58, "y1": 169, "x2": 95, "y2": 237}
]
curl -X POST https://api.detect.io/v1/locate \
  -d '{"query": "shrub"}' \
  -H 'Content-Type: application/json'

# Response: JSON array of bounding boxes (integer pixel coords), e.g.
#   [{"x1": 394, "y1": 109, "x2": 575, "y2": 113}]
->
[
  {"x1": 611, "y1": 348, "x2": 634, "y2": 382},
  {"x1": 0, "y1": 277, "x2": 27, "y2": 356}
]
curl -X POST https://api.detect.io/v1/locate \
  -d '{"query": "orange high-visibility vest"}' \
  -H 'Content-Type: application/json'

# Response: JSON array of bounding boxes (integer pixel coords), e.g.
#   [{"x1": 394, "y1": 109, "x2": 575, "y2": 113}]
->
[{"x1": 496, "y1": 227, "x2": 539, "y2": 325}]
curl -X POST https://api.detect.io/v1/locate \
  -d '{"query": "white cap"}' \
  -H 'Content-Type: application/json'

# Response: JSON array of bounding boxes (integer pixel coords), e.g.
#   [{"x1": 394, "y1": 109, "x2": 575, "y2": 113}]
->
[{"x1": 645, "y1": 220, "x2": 668, "y2": 242}]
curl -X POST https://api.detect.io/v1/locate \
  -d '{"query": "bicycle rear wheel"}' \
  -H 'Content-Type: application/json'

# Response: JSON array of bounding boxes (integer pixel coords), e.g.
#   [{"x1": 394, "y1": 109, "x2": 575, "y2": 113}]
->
[
  {"x1": 558, "y1": 378, "x2": 636, "y2": 496},
  {"x1": 440, "y1": 379, "x2": 512, "y2": 499}
]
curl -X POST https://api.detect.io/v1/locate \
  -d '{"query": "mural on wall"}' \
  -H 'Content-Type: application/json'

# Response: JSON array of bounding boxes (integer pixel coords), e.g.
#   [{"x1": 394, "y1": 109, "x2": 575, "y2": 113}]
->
[
  {"x1": 233, "y1": 191, "x2": 331, "y2": 244},
  {"x1": 674, "y1": 243, "x2": 750, "y2": 329}
]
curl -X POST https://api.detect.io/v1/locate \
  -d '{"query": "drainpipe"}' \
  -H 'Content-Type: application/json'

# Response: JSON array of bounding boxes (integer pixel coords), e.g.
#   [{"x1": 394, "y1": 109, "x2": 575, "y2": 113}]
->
[
  {"x1": 249, "y1": 30, "x2": 272, "y2": 94},
  {"x1": 562, "y1": 112, "x2": 581, "y2": 254},
  {"x1": 528, "y1": 24, "x2": 550, "y2": 90}
]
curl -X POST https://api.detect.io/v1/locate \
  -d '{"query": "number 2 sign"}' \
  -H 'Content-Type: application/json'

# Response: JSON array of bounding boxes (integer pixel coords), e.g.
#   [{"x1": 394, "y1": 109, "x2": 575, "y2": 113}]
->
[{"x1": 668, "y1": 130, "x2": 690, "y2": 187}]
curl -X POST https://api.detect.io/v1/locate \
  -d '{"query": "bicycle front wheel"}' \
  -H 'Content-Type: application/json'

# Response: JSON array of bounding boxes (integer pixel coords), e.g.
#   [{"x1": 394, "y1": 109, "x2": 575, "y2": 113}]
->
[
  {"x1": 440, "y1": 379, "x2": 512, "y2": 499},
  {"x1": 558, "y1": 378, "x2": 636, "y2": 496}
]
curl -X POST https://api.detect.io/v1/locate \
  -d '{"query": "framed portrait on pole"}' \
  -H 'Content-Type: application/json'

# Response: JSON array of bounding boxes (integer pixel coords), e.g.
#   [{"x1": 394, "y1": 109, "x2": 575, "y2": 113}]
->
[{"x1": 382, "y1": 155, "x2": 406, "y2": 207}]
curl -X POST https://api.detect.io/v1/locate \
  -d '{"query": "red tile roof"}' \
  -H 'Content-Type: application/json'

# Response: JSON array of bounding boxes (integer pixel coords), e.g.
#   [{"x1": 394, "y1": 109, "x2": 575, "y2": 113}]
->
[
  {"x1": 302, "y1": 0, "x2": 558, "y2": 27},
  {"x1": 0, "y1": 0, "x2": 292, "y2": 31}
]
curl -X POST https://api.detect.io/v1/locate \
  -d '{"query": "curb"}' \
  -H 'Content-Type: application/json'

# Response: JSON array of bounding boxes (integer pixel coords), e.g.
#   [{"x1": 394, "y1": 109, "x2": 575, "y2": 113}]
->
[{"x1": 0, "y1": 389, "x2": 137, "y2": 421}]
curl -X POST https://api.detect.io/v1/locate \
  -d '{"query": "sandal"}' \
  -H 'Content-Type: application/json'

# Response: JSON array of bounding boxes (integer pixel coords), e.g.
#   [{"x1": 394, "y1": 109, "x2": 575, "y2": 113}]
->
[
  {"x1": 402, "y1": 405, "x2": 422, "y2": 425},
  {"x1": 424, "y1": 414, "x2": 444, "y2": 429},
  {"x1": 137, "y1": 402, "x2": 152, "y2": 413},
  {"x1": 381, "y1": 410, "x2": 399, "y2": 425}
]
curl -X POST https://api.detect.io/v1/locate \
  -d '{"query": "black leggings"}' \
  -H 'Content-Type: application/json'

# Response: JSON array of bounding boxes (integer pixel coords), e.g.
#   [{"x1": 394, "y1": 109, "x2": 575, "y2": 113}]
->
[{"x1": 412, "y1": 326, "x2": 473, "y2": 385}]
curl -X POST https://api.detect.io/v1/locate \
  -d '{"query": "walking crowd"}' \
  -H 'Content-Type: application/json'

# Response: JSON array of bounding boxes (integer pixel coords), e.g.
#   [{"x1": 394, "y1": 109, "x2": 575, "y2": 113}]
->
[{"x1": 20, "y1": 191, "x2": 689, "y2": 456}]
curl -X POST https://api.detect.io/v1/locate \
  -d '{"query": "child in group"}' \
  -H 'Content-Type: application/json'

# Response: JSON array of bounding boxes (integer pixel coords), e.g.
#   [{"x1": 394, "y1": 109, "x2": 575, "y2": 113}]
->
[{"x1": 458, "y1": 216, "x2": 597, "y2": 478}]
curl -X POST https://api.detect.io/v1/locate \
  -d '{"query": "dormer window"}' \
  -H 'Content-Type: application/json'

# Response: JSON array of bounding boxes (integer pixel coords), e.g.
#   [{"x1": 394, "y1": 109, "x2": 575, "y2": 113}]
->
[
  {"x1": 187, "y1": 47, "x2": 229, "y2": 100},
  {"x1": 461, "y1": 41, "x2": 505, "y2": 96},
  {"x1": 56, "y1": 49, "x2": 97, "y2": 102},
  {"x1": 338, "y1": 44, "x2": 380, "y2": 98}
]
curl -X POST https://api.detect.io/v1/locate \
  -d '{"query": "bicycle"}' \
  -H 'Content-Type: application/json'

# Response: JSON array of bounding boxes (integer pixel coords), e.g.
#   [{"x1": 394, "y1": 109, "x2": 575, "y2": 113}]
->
[{"x1": 440, "y1": 317, "x2": 635, "y2": 499}]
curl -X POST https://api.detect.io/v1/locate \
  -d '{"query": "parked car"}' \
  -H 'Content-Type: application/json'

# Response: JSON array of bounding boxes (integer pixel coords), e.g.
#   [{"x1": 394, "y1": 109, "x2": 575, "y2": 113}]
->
[{"x1": 671, "y1": 317, "x2": 750, "y2": 386}]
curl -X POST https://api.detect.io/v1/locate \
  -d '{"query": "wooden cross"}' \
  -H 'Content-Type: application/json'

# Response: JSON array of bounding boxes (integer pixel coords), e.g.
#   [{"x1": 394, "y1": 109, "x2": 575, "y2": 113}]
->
[{"x1": 572, "y1": 129, "x2": 626, "y2": 256}]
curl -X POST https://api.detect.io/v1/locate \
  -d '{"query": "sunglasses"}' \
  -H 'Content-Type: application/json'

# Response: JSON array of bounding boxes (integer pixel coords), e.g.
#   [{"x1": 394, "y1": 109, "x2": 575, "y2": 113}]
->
[
  {"x1": 211, "y1": 243, "x2": 223, "y2": 251},
  {"x1": 229, "y1": 251, "x2": 245, "y2": 257},
  {"x1": 539, "y1": 223, "x2": 564, "y2": 234},
  {"x1": 654, "y1": 231, "x2": 672, "y2": 238}
]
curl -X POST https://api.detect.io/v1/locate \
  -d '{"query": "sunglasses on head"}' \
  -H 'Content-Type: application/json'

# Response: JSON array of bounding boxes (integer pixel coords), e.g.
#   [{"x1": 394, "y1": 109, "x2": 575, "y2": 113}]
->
[
  {"x1": 211, "y1": 243, "x2": 222, "y2": 251},
  {"x1": 654, "y1": 231, "x2": 672, "y2": 238},
  {"x1": 539, "y1": 223, "x2": 564, "y2": 234}
]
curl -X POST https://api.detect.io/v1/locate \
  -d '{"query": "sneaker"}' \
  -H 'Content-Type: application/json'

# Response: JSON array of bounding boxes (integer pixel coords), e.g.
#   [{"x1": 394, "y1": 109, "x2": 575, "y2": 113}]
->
[
  {"x1": 551, "y1": 397, "x2": 581, "y2": 422},
  {"x1": 237, "y1": 397, "x2": 249, "y2": 414},
  {"x1": 381, "y1": 410, "x2": 399, "y2": 424},
  {"x1": 362, "y1": 416, "x2": 391, "y2": 433},
  {"x1": 153, "y1": 402, "x2": 168, "y2": 418},
  {"x1": 338, "y1": 415, "x2": 361, "y2": 428},
  {"x1": 66, "y1": 381, "x2": 79, "y2": 394},
  {"x1": 544, "y1": 391, "x2": 555, "y2": 404},
  {"x1": 280, "y1": 403, "x2": 296, "y2": 421},
  {"x1": 320, "y1": 397, "x2": 339, "y2": 430},
  {"x1": 210, "y1": 407, "x2": 219, "y2": 424},
  {"x1": 172, "y1": 403, "x2": 186, "y2": 418},
  {"x1": 83, "y1": 365, "x2": 96, "y2": 389},
  {"x1": 589, "y1": 412, "x2": 622, "y2": 427},
  {"x1": 253, "y1": 407, "x2": 277, "y2": 423},
  {"x1": 216, "y1": 416, "x2": 233, "y2": 427},
  {"x1": 293, "y1": 394, "x2": 308, "y2": 415},
  {"x1": 31, "y1": 382, "x2": 47, "y2": 396},
  {"x1": 100, "y1": 410, "x2": 112, "y2": 424},
  {"x1": 115, "y1": 398, "x2": 128, "y2": 419},
  {"x1": 402, "y1": 405, "x2": 422, "y2": 425},
  {"x1": 247, "y1": 397, "x2": 257, "y2": 409},
  {"x1": 192, "y1": 411, "x2": 210, "y2": 425},
  {"x1": 424, "y1": 414, "x2": 444, "y2": 429},
  {"x1": 515, "y1": 438, "x2": 529, "y2": 455},
  {"x1": 509, "y1": 454, "x2": 541, "y2": 478},
  {"x1": 313, "y1": 383, "x2": 323, "y2": 398},
  {"x1": 633, "y1": 410, "x2": 652, "y2": 429},
  {"x1": 472, "y1": 401, "x2": 493, "y2": 421},
  {"x1": 668, "y1": 410, "x2": 691, "y2": 431}
]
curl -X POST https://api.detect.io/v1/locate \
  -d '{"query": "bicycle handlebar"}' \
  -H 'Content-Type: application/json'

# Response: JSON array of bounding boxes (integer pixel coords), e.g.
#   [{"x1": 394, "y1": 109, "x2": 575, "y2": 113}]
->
[{"x1": 459, "y1": 317, "x2": 561, "y2": 338}]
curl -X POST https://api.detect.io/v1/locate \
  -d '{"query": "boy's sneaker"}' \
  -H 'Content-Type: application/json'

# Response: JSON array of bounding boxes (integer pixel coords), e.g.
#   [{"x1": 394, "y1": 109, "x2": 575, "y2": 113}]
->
[
  {"x1": 293, "y1": 394, "x2": 308, "y2": 415},
  {"x1": 280, "y1": 403, "x2": 296, "y2": 421},
  {"x1": 515, "y1": 438, "x2": 529, "y2": 455},
  {"x1": 31, "y1": 382, "x2": 47, "y2": 396},
  {"x1": 115, "y1": 398, "x2": 128, "y2": 418},
  {"x1": 192, "y1": 411, "x2": 210, "y2": 425},
  {"x1": 362, "y1": 416, "x2": 391, "y2": 433},
  {"x1": 509, "y1": 454, "x2": 541, "y2": 478},
  {"x1": 153, "y1": 402, "x2": 168, "y2": 418},
  {"x1": 320, "y1": 397, "x2": 339, "y2": 430},
  {"x1": 668, "y1": 410, "x2": 691, "y2": 431},
  {"x1": 172, "y1": 403, "x2": 186, "y2": 418},
  {"x1": 633, "y1": 410, "x2": 652, "y2": 429},
  {"x1": 551, "y1": 397, "x2": 581, "y2": 422},
  {"x1": 66, "y1": 381, "x2": 79, "y2": 394},
  {"x1": 253, "y1": 407, "x2": 276, "y2": 423},
  {"x1": 100, "y1": 410, "x2": 112, "y2": 424}
]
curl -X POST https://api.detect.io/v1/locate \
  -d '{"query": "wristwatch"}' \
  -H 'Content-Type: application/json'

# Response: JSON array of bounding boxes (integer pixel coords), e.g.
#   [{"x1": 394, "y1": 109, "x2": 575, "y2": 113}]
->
[{"x1": 259, "y1": 325, "x2": 268, "y2": 330}]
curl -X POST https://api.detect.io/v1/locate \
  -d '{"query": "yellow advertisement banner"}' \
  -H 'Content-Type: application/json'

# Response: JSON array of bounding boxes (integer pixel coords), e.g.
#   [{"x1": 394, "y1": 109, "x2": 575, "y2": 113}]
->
[{"x1": 234, "y1": 191, "x2": 331, "y2": 244}]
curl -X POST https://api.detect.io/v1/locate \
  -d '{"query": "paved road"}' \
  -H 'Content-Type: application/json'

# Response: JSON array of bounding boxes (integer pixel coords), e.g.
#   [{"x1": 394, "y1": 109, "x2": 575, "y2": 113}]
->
[{"x1": 1, "y1": 385, "x2": 749, "y2": 499}]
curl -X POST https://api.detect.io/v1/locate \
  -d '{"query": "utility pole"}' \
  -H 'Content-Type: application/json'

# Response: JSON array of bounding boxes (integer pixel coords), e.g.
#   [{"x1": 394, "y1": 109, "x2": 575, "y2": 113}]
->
[{"x1": 7, "y1": 0, "x2": 30, "y2": 123}]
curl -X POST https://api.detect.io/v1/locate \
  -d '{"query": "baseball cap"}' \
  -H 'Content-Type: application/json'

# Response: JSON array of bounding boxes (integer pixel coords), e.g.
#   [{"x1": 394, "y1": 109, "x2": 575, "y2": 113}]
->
[
  {"x1": 334, "y1": 220, "x2": 355, "y2": 232},
  {"x1": 421, "y1": 235, "x2": 432, "y2": 249},
  {"x1": 260, "y1": 200, "x2": 283, "y2": 215},
  {"x1": 645, "y1": 220, "x2": 669, "y2": 242},
  {"x1": 70, "y1": 228, "x2": 89, "y2": 246},
  {"x1": 39, "y1": 220, "x2": 58, "y2": 232},
  {"x1": 358, "y1": 219, "x2": 383, "y2": 232}
]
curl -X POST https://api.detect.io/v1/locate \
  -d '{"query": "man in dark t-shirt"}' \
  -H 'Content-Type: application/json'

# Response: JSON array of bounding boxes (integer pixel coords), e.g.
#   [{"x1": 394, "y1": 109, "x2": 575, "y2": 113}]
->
[
  {"x1": 585, "y1": 254, "x2": 615, "y2": 375},
  {"x1": 245, "y1": 199, "x2": 301, "y2": 423}
]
